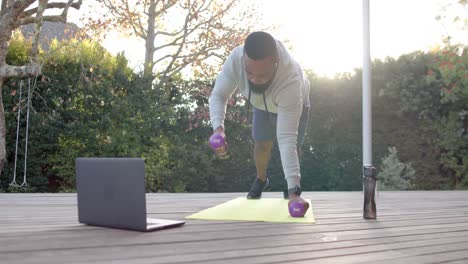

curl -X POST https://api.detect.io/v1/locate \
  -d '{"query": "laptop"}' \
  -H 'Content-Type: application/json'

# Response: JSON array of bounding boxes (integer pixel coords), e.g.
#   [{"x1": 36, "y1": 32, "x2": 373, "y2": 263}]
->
[{"x1": 75, "y1": 157, "x2": 185, "y2": 232}]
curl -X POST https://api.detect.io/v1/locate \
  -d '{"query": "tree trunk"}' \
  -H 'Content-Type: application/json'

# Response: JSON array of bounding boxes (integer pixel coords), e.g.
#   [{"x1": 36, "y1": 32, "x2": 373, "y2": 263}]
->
[
  {"x1": 0, "y1": 0, "x2": 81, "y2": 177},
  {"x1": 143, "y1": 0, "x2": 156, "y2": 80},
  {"x1": 0, "y1": 3, "x2": 14, "y2": 176}
]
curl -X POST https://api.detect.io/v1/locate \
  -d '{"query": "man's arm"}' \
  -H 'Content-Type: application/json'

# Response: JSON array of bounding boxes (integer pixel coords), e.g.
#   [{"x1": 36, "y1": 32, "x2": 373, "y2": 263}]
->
[
  {"x1": 276, "y1": 80, "x2": 303, "y2": 189},
  {"x1": 209, "y1": 53, "x2": 238, "y2": 131}
]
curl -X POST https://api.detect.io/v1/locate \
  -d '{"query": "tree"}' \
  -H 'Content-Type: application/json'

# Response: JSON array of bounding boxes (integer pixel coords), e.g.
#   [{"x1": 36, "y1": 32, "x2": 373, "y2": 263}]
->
[
  {"x1": 83, "y1": 0, "x2": 258, "y2": 82},
  {"x1": 426, "y1": 45, "x2": 468, "y2": 188},
  {"x1": 0, "y1": 0, "x2": 82, "y2": 174},
  {"x1": 299, "y1": 73, "x2": 362, "y2": 191},
  {"x1": 2, "y1": 35, "x2": 140, "y2": 191},
  {"x1": 434, "y1": 0, "x2": 467, "y2": 46},
  {"x1": 372, "y1": 52, "x2": 445, "y2": 189},
  {"x1": 377, "y1": 147, "x2": 415, "y2": 191}
]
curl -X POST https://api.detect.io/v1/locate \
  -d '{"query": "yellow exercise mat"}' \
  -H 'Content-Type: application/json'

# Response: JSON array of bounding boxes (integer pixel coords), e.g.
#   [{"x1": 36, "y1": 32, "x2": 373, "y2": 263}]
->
[{"x1": 186, "y1": 197, "x2": 315, "y2": 223}]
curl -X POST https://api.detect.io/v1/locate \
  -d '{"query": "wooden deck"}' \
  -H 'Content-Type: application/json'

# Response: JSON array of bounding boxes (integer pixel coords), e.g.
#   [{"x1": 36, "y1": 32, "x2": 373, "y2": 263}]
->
[{"x1": 1, "y1": 191, "x2": 468, "y2": 264}]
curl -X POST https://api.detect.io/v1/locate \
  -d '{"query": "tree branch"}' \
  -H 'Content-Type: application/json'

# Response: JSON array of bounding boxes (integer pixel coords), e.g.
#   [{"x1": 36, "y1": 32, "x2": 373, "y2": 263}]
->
[
  {"x1": 30, "y1": 0, "x2": 47, "y2": 62},
  {"x1": 18, "y1": 0, "x2": 81, "y2": 25},
  {"x1": 20, "y1": 14, "x2": 63, "y2": 24},
  {"x1": 2, "y1": 0, "x2": 37, "y2": 25},
  {"x1": 21, "y1": 0, "x2": 81, "y2": 17},
  {"x1": 154, "y1": 30, "x2": 179, "y2": 37},
  {"x1": 153, "y1": 40, "x2": 183, "y2": 52},
  {"x1": 154, "y1": 0, "x2": 238, "y2": 83},
  {"x1": 1, "y1": 0, "x2": 7, "y2": 12},
  {"x1": 154, "y1": 0, "x2": 176, "y2": 18},
  {"x1": 124, "y1": 0, "x2": 145, "y2": 40},
  {"x1": 197, "y1": 0, "x2": 215, "y2": 14},
  {"x1": 101, "y1": 0, "x2": 129, "y2": 21},
  {"x1": 159, "y1": 2, "x2": 192, "y2": 81},
  {"x1": 154, "y1": 1, "x2": 234, "y2": 51},
  {"x1": 153, "y1": 54, "x2": 174, "y2": 65},
  {"x1": 0, "y1": 64, "x2": 41, "y2": 78},
  {"x1": 59, "y1": 0, "x2": 79, "y2": 22}
]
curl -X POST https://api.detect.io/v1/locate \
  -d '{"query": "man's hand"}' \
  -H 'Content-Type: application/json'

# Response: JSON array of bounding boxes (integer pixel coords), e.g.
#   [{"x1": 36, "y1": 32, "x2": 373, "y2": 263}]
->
[
  {"x1": 211, "y1": 126, "x2": 228, "y2": 157},
  {"x1": 214, "y1": 126, "x2": 225, "y2": 135}
]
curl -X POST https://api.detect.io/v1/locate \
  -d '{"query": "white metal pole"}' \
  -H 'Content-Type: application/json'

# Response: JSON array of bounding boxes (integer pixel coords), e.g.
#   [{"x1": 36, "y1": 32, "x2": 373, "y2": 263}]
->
[
  {"x1": 362, "y1": 0, "x2": 377, "y2": 220},
  {"x1": 363, "y1": 0, "x2": 372, "y2": 166}
]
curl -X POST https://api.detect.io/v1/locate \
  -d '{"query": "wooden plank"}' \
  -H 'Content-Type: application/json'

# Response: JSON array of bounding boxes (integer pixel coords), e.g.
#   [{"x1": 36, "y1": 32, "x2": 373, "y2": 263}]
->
[
  {"x1": 2, "y1": 211, "x2": 466, "y2": 230},
  {"x1": 4, "y1": 221, "x2": 468, "y2": 251},
  {"x1": 2, "y1": 215, "x2": 468, "y2": 252},
  {"x1": 49, "y1": 239, "x2": 468, "y2": 264},
  {"x1": 301, "y1": 244, "x2": 468, "y2": 264},
  {"x1": 443, "y1": 260, "x2": 468, "y2": 264},
  {"x1": 2, "y1": 228, "x2": 468, "y2": 264},
  {"x1": 170, "y1": 241, "x2": 468, "y2": 264},
  {"x1": 2, "y1": 200, "x2": 467, "y2": 221},
  {"x1": 361, "y1": 250, "x2": 468, "y2": 264},
  {"x1": 0, "y1": 191, "x2": 467, "y2": 264}
]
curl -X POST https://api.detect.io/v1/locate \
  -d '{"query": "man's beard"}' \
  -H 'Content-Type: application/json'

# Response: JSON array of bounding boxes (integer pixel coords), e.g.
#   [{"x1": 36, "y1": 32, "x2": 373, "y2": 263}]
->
[{"x1": 248, "y1": 79, "x2": 273, "y2": 94}]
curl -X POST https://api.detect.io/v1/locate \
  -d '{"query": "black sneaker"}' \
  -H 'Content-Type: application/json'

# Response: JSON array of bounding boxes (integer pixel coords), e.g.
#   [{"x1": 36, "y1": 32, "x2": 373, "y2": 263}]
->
[{"x1": 247, "y1": 177, "x2": 269, "y2": 199}]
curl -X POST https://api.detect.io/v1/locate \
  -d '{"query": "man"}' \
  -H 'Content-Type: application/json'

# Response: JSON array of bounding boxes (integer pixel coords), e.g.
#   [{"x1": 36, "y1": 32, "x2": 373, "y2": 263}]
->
[{"x1": 209, "y1": 31, "x2": 310, "y2": 210}]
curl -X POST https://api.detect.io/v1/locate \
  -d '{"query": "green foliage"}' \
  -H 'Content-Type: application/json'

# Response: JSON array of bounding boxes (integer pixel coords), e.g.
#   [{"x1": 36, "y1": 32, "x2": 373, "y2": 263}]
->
[
  {"x1": 5, "y1": 32, "x2": 31, "y2": 65},
  {"x1": 426, "y1": 45, "x2": 468, "y2": 189},
  {"x1": 435, "y1": 112, "x2": 468, "y2": 189},
  {"x1": 1, "y1": 34, "x2": 143, "y2": 192},
  {"x1": 299, "y1": 74, "x2": 362, "y2": 191},
  {"x1": 372, "y1": 52, "x2": 445, "y2": 189},
  {"x1": 1, "y1": 33, "x2": 467, "y2": 193},
  {"x1": 377, "y1": 147, "x2": 415, "y2": 190},
  {"x1": 427, "y1": 46, "x2": 468, "y2": 104}
]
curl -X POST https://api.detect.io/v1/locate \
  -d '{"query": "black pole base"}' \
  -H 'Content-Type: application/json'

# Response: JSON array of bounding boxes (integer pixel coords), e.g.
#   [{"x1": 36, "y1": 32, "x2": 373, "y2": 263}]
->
[{"x1": 363, "y1": 165, "x2": 377, "y2": 219}]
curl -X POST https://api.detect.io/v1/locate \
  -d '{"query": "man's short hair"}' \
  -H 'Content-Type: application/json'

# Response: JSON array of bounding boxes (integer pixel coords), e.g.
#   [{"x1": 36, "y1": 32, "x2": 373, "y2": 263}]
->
[{"x1": 244, "y1": 31, "x2": 277, "y2": 60}]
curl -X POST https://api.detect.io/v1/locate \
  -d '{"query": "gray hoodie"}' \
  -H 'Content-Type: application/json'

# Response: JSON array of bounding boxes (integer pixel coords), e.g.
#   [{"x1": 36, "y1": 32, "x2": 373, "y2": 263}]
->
[{"x1": 209, "y1": 40, "x2": 310, "y2": 189}]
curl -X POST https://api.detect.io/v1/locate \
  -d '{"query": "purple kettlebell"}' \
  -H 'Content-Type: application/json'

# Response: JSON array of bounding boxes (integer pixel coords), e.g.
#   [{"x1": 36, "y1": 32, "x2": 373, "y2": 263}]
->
[
  {"x1": 289, "y1": 201, "x2": 306, "y2": 217},
  {"x1": 209, "y1": 133, "x2": 228, "y2": 157}
]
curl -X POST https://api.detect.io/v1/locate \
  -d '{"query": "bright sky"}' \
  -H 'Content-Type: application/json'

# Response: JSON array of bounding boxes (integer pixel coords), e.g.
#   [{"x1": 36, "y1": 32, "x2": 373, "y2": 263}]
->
[
  {"x1": 257, "y1": 0, "x2": 466, "y2": 77},
  {"x1": 69, "y1": 0, "x2": 466, "y2": 77}
]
